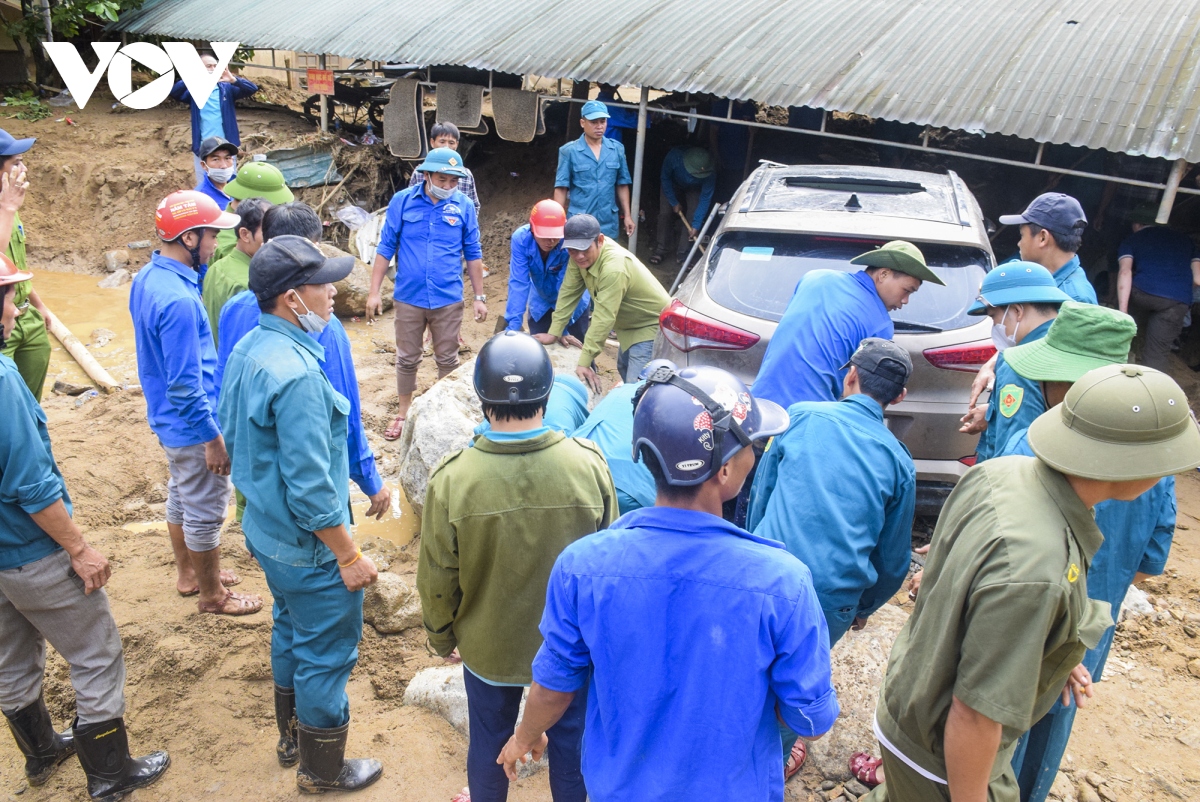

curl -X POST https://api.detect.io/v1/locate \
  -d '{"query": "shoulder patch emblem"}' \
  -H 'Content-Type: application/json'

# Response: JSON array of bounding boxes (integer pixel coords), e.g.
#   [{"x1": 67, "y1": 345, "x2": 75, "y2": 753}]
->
[{"x1": 998, "y1": 384, "x2": 1024, "y2": 419}]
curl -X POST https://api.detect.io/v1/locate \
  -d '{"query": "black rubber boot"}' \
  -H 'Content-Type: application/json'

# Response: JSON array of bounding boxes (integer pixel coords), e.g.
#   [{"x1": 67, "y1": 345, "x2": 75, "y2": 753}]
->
[
  {"x1": 74, "y1": 718, "x2": 170, "y2": 801},
  {"x1": 3, "y1": 695, "x2": 75, "y2": 786},
  {"x1": 274, "y1": 685, "x2": 299, "y2": 767},
  {"x1": 295, "y1": 721, "x2": 382, "y2": 794}
]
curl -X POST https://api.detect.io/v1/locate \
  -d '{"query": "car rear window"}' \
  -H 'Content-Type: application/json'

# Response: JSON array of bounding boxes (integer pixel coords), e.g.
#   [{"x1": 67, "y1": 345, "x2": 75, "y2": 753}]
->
[{"x1": 704, "y1": 231, "x2": 991, "y2": 331}]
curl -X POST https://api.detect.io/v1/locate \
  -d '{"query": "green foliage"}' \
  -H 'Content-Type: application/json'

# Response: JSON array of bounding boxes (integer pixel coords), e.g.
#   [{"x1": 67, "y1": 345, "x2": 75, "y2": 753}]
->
[
  {"x1": 3, "y1": 0, "x2": 146, "y2": 44},
  {"x1": 3, "y1": 91, "x2": 52, "y2": 121}
]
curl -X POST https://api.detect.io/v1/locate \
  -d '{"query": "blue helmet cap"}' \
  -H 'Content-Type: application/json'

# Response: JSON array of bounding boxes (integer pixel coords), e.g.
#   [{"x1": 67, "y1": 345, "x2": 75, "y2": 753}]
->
[
  {"x1": 967, "y1": 261, "x2": 1072, "y2": 315},
  {"x1": 0, "y1": 129, "x2": 35, "y2": 157},
  {"x1": 998, "y1": 193, "x2": 1087, "y2": 238},
  {"x1": 416, "y1": 147, "x2": 470, "y2": 177},
  {"x1": 632, "y1": 365, "x2": 789, "y2": 486},
  {"x1": 580, "y1": 100, "x2": 610, "y2": 120}
]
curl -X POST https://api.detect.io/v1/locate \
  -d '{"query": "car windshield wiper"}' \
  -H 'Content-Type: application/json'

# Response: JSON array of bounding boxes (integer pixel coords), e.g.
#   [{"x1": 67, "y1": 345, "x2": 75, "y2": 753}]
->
[{"x1": 892, "y1": 320, "x2": 943, "y2": 333}]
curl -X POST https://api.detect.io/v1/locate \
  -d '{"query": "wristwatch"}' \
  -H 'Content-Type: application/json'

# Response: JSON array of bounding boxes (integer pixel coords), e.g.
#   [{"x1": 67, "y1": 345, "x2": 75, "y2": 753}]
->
[{"x1": 474, "y1": 294, "x2": 487, "y2": 302}]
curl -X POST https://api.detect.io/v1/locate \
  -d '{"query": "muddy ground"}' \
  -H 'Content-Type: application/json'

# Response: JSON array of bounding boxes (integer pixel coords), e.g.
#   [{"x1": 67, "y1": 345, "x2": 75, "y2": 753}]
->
[{"x1": 1, "y1": 92, "x2": 1199, "y2": 802}]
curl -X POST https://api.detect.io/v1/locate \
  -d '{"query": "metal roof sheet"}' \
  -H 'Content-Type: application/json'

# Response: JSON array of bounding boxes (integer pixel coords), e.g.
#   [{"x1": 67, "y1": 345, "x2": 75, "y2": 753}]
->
[{"x1": 114, "y1": 0, "x2": 1200, "y2": 161}]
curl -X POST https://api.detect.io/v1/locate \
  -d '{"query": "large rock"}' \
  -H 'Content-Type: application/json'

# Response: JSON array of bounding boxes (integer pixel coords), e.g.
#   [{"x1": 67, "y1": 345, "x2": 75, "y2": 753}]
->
[
  {"x1": 397, "y1": 343, "x2": 601, "y2": 518},
  {"x1": 806, "y1": 603, "x2": 909, "y2": 780},
  {"x1": 317, "y1": 242, "x2": 393, "y2": 318},
  {"x1": 362, "y1": 572, "x2": 422, "y2": 634}
]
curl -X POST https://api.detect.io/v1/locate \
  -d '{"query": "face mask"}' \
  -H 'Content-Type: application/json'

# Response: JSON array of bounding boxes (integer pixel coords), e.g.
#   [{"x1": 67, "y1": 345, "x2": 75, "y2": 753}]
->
[
  {"x1": 427, "y1": 182, "x2": 455, "y2": 200},
  {"x1": 291, "y1": 291, "x2": 327, "y2": 336},
  {"x1": 990, "y1": 306, "x2": 1018, "y2": 352},
  {"x1": 206, "y1": 161, "x2": 236, "y2": 184}
]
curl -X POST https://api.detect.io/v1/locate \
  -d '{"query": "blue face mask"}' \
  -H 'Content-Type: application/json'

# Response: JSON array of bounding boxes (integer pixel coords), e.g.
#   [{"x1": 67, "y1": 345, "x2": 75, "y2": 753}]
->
[
  {"x1": 291, "y1": 291, "x2": 327, "y2": 337},
  {"x1": 990, "y1": 306, "x2": 1018, "y2": 352},
  {"x1": 427, "y1": 182, "x2": 455, "y2": 200}
]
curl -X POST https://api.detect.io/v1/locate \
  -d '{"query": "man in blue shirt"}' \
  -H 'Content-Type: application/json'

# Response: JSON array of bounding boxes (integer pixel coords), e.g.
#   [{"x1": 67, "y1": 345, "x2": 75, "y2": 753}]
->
[
  {"x1": 554, "y1": 100, "x2": 635, "y2": 240},
  {"x1": 219, "y1": 236, "x2": 382, "y2": 793},
  {"x1": 214, "y1": 202, "x2": 390, "y2": 519},
  {"x1": 571, "y1": 377, "x2": 658, "y2": 516},
  {"x1": 753, "y1": 240, "x2": 944, "y2": 409},
  {"x1": 498, "y1": 364, "x2": 838, "y2": 801},
  {"x1": 130, "y1": 190, "x2": 262, "y2": 617},
  {"x1": 169, "y1": 53, "x2": 257, "y2": 182},
  {"x1": 1116, "y1": 204, "x2": 1200, "y2": 371},
  {"x1": 0, "y1": 255, "x2": 171, "y2": 802},
  {"x1": 504, "y1": 198, "x2": 589, "y2": 339},
  {"x1": 366, "y1": 147, "x2": 488, "y2": 441},
  {"x1": 652, "y1": 146, "x2": 716, "y2": 265},
  {"x1": 194, "y1": 136, "x2": 237, "y2": 211}
]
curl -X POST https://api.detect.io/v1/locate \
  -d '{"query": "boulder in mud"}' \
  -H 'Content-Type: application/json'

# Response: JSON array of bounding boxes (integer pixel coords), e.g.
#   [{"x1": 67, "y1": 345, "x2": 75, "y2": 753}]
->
[
  {"x1": 98, "y1": 268, "x2": 130, "y2": 288},
  {"x1": 362, "y1": 572, "x2": 422, "y2": 634},
  {"x1": 806, "y1": 603, "x2": 909, "y2": 780},
  {"x1": 316, "y1": 242, "x2": 393, "y2": 318}
]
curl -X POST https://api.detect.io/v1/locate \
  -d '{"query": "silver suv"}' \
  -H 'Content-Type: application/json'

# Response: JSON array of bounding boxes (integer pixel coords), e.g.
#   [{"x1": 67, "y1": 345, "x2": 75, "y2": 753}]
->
[{"x1": 653, "y1": 164, "x2": 996, "y2": 514}]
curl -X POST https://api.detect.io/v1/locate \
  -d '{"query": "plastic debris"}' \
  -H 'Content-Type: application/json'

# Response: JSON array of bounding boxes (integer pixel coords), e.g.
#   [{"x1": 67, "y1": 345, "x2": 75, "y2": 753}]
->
[
  {"x1": 47, "y1": 90, "x2": 74, "y2": 107},
  {"x1": 336, "y1": 205, "x2": 372, "y2": 231},
  {"x1": 127, "y1": 240, "x2": 152, "y2": 249}
]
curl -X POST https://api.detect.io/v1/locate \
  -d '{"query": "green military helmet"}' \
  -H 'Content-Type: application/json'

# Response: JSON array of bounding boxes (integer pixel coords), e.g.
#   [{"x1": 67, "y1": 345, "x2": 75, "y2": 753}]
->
[
  {"x1": 1028, "y1": 363, "x2": 1200, "y2": 481},
  {"x1": 225, "y1": 161, "x2": 295, "y2": 205},
  {"x1": 1004, "y1": 301, "x2": 1136, "y2": 383},
  {"x1": 849, "y1": 240, "x2": 946, "y2": 286}
]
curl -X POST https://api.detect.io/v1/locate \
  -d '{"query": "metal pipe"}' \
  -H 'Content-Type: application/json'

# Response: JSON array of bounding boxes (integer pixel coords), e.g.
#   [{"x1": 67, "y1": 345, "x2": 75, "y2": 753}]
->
[
  {"x1": 318, "y1": 54, "x2": 328, "y2": 133},
  {"x1": 629, "y1": 86, "x2": 650, "y2": 253},
  {"x1": 670, "y1": 202, "x2": 723, "y2": 294},
  {"x1": 1035, "y1": 142, "x2": 1045, "y2": 165},
  {"x1": 1156, "y1": 158, "x2": 1188, "y2": 224}
]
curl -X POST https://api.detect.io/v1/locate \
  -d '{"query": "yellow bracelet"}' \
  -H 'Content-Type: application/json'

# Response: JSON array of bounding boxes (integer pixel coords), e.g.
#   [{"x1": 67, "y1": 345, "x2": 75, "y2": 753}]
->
[{"x1": 339, "y1": 550, "x2": 362, "y2": 569}]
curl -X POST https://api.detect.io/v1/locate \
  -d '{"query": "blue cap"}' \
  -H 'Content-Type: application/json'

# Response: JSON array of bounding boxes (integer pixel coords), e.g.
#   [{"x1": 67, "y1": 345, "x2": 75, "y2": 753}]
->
[
  {"x1": 998, "y1": 193, "x2": 1087, "y2": 238},
  {"x1": 580, "y1": 100, "x2": 610, "y2": 120},
  {"x1": 0, "y1": 129, "x2": 35, "y2": 157},
  {"x1": 967, "y1": 261, "x2": 1072, "y2": 315},
  {"x1": 415, "y1": 147, "x2": 469, "y2": 177}
]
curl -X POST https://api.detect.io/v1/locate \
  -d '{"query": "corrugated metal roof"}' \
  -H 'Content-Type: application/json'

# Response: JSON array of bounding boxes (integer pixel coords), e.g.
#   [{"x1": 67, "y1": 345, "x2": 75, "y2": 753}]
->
[{"x1": 114, "y1": 0, "x2": 1200, "y2": 161}]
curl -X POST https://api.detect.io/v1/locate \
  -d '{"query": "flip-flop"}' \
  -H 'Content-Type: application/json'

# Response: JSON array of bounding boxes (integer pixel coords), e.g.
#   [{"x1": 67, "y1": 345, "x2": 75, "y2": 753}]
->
[
  {"x1": 849, "y1": 751, "x2": 884, "y2": 787},
  {"x1": 784, "y1": 739, "x2": 807, "y2": 780},
  {"x1": 198, "y1": 590, "x2": 263, "y2": 616},
  {"x1": 383, "y1": 415, "x2": 406, "y2": 441},
  {"x1": 649, "y1": 253, "x2": 665, "y2": 265},
  {"x1": 177, "y1": 569, "x2": 243, "y2": 597}
]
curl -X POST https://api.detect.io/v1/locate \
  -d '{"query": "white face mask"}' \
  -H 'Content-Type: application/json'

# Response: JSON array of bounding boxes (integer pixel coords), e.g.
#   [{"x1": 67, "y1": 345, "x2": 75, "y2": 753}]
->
[
  {"x1": 427, "y1": 182, "x2": 455, "y2": 200},
  {"x1": 990, "y1": 306, "x2": 1018, "y2": 352},
  {"x1": 206, "y1": 159, "x2": 236, "y2": 184},
  {"x1": 291, "y1": 291, "x2": 327, "y2": 337}
]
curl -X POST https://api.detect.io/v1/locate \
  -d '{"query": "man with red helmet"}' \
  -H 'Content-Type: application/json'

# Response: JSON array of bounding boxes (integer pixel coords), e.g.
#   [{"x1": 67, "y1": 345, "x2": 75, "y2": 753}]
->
[
  {"x1": 130, "y1": 190, "x2": 263, "y2": 616},
  {"x1": 1, "y1": 253, "x2": 172, "y2": 800},
  {"x1": 501, "y1": 199, "x2": 591, "y2": 341}
]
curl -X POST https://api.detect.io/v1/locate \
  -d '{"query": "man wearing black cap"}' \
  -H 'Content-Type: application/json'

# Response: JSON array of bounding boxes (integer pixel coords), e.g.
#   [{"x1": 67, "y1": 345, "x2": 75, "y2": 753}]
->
[
  {"x1": 0, "y1": 128, "x2": 52, "y2": 400},
  {"x1": 218, "y1": 235, "x2": 383, "y2": 793},
  {"x1": 194, "y1": 136, "x2": 238, "y2": 212},
  {"x1": 169, "y1": 53, "x2": 256, "y2": 182}
]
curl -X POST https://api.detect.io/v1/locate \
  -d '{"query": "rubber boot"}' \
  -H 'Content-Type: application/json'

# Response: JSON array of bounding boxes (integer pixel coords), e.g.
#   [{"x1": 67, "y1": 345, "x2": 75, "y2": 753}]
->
[
  {"x1": 74, "y1": 718, "x2": 170, "y2": 801},
  {"x1": 3, "y1": 695, "x2": 75, "y2": 786},
  {"x1": 275, "y1": 685, "x2": 299, "y2": 767},
  {"x1": 295, "y1": 721, "x2": 382, "y2": 794}
]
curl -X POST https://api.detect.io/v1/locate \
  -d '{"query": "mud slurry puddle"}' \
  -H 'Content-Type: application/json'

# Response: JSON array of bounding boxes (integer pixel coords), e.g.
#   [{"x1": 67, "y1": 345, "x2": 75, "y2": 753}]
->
[{"x1": 33, "y1": 270, "x2": 138, "y2": 395}]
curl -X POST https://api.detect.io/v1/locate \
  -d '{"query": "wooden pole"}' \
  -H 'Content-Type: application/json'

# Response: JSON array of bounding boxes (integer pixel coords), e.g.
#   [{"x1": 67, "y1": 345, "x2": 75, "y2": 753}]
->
[
  {"x1": 46, "y1": 309, "x2": 121, "y2": 394},
  {"x1": 628, "y1": 86, "x2": 650, "y2": 253},
  {"x1": 1156, "y1": 158, "x2": 1188, "y2": 224}
]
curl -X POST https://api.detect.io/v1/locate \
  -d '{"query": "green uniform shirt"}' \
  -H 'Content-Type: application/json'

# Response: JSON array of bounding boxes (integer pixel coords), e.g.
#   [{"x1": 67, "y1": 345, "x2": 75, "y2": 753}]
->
[
  {"x1": 417, "y1": 430, "x2": 617, "y2": 684},
  {"x1": 202, "y1": 247, "x2": 251, "y2": 348},
  {"x1": 876, "y1": 456, "x2": 1111, "y2": 784},
  {"x1": 7, "y1": 211, "x2": 29, "y2": 306},
  {"x1": 549, "y1": 238, "x2": 671, "y2": 367},
  {"x1": 211, "y1": 227, "x2": 238, "y2": 265}
]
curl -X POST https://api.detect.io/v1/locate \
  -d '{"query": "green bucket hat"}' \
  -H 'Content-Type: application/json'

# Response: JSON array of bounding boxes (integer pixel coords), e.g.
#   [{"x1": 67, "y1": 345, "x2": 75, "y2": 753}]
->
[
  {"x1": 849, "y1": 240, "x2": 946, "y2": 286},
  {"x1": 1028, "y1": 364, "x2": 1200, "y2": 481},
  {"x1": 225, "y1": 162, "x2": 295, "y2": 204},
  {"x1": 683, "y1": 147, "x2": 715, "y2": 179},
  {"x1": 1003, "y1": 302, "x2": 1136, "y2": 383}
]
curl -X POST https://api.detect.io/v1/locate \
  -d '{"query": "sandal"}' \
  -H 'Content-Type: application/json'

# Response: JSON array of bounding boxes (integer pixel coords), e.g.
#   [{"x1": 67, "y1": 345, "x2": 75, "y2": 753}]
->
[
  {"x1": 198, "y1": 590, "x2": 263, "y2": 616},
  {"x1": 451, "y1": 789, "x2": 471, "y2": 802},
  {"x1": 649, "y1": 253, "x2": 665, "y2": 265},
  {"x1": 849, "y1": 751, "x2": 884, "y2": 787},
  {"x1": 177, "y1": 569, "x2": 242, "y2": 597},
  {"x1": 384, "y1": 415, "x2": 406, "y2": 441},
  {"x1": 784, "y1": 739, "x2": 807, "y2": 780}
]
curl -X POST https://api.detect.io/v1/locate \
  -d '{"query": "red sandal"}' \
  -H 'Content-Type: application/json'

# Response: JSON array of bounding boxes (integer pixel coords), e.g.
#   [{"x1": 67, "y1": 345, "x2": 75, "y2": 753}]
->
[
  {"x1": 849, "y1": 751, "x2": 884, "y2": 787},
  {"x1": 784, "y1": 739, "x2": 807, "y2": 780}
]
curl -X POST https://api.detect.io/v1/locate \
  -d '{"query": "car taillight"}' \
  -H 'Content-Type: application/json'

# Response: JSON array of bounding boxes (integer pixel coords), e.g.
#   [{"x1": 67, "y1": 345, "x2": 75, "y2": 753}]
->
[
  {"x1": 923, "y1": 342, "x2": 996, "y2": 372},
  {"x1": 959, "y1": 455, "x2": 977, "y2": 466},
  {"x1": 659, "y1": 300, "x2": 761, "y2": 352}
]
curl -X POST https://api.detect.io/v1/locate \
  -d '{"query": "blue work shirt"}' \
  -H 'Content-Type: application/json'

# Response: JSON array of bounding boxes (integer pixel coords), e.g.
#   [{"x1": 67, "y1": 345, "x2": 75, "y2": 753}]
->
[
  {"x1": 571, "y1": 381, "x2": 655, "y2": 513},
  {"x1": 752, "y1": 270, "x2": 893, "y2": 409},
  {"x1": 215, "y1": 290, "x2": 383, "y2": 497},
  {"x1": 0, "y1": 355, "x2": 72, "y2": 571},
  {"x1": 1119, "y1": 226, "x2": 1197, "y2": 306},
  {"x1": 130, "y1": 251, "x2": 221, "y2": 448},
  {"x1": 1053, "y1": 256, "x2": 1098, "y2": 305},
  {"x1": 504, "y1": 224, "x2": 588, "y2": 330},
  {"x1": 747, "y1": 395, "x2": 916, "y2": 618},
  {"x1": 472, "y1": 375, "x2": 590, "y2": 439},
  {"x1": 554, "y1": 134, "x2": 632, "y2": 238},
  {"x1": 194, "y1": 172, "x2": 232, "y2": 211},
  {"x1": 219, "y1": 314, "x2": 351, "y2": 567},
  {"x1": 975, "y1": 319, "x2": 1052, "y2": 463},
  {"x1": 660, "y1": 147, "x2": 717, "y2": 229},
  {"x1": 533, "y1": 506, "x2": 839, "y2": 802},
  {"x1": 375, "y1": 185, "x2": 483, "y2": 310}
]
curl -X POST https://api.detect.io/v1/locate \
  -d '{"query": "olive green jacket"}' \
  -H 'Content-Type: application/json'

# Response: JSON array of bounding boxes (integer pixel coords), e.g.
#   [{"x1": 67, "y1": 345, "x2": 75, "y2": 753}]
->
[{"x1": 417, "y1": 430, "x2": 618, "y2": 684}]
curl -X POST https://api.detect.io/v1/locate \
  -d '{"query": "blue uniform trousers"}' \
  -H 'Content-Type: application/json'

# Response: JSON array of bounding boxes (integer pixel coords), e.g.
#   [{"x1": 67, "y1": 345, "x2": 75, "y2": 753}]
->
[
  {"x1": 1010, "y1": 627, "x2": 1115, "y2": 802},
  {"x1": 462, "y1": 668, "x2": 588, "y2": 802},
  {"x1": 247, "y1": 541, "x2": 363, "y2": 729}
]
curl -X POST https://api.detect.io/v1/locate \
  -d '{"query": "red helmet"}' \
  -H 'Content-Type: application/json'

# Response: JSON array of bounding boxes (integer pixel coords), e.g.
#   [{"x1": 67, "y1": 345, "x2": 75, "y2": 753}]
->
[
  {"x1": 529, "y1": 198, "x2": 566, "y2": 239},
  {"x1": 155, "y1": 190, "x2": 240, "y2": 241},
  {"x1": 0, "y1": 252, "x2": 31, "y2": 287}
]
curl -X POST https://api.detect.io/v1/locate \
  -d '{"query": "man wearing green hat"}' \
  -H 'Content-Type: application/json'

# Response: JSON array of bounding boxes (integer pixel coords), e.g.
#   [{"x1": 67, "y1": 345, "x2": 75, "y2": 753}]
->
[
  {"x1": 211, "y1": 162, "x2": 295, "y2": 264},
  {"x1": 651, "y1": 145, "x2": 716, "y2": 265},
  {"x1": 864, "y1": 363, "x2": 1200, "y2": 802},
  {"x1": 958, "y1": 262, "x2": 1071, "y2": 459},
  {"x1": 752, "y1": 240, "x2": 944, "y2": 410}
]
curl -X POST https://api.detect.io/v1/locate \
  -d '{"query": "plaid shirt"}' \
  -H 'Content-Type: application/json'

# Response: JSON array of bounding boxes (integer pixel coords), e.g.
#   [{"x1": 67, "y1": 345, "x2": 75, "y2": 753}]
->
[{"x1": 409, "y1": 166, "x2": 480, "y2": 214}]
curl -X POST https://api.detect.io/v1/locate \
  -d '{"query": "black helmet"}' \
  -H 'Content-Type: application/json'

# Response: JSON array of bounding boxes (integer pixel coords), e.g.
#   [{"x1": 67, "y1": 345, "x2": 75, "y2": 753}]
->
[{"x1": 474, "y1": 330, "x2": 554, "y2": 404}]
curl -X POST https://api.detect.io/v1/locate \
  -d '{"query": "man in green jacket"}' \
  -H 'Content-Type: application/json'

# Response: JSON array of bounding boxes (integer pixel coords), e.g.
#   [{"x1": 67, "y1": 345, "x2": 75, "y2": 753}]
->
[
  {"x1": 202, "y1": 197, "x2": 270, "y2": 348},
  {"x1": 535, "y1": 213, "x2": 670, "y2": 390},
  {"x1": 418, "y1": 330, "x2": 617, "y2": 802}
]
